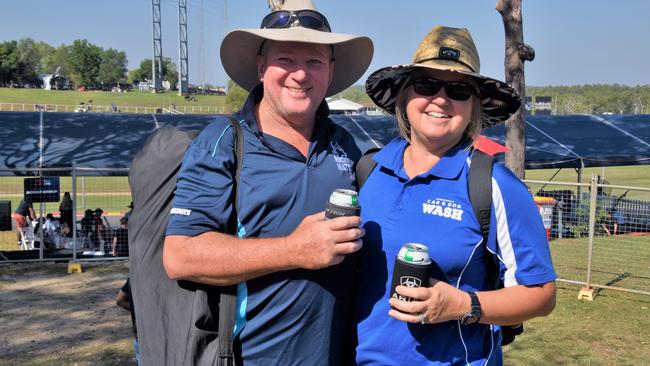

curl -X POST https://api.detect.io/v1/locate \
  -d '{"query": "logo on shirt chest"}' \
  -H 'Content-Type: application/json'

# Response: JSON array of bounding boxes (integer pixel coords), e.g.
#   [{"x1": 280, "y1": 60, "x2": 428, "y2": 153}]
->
[
  {"x1": 330, "y1": 141, "x2": 353, "y2": 174},
  {"x1": 422, "y1": 198, "x2": 464, "y2": 221}
]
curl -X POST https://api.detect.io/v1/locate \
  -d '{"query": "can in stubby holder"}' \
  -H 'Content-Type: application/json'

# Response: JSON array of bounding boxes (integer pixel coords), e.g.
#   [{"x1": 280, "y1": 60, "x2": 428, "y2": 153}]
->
[
  {"x1": 325, "y1": 189, "x2": 360, "y2": 219},
  {"x1": 390, "y1": 243, "x2": 432, "y2": 302}
]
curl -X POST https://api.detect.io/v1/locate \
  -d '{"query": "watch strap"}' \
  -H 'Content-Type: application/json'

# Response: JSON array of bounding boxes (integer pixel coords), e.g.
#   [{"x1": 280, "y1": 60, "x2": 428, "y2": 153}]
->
[{"x1": 460, "y1": 291, "x2": 482, "y2": 325}]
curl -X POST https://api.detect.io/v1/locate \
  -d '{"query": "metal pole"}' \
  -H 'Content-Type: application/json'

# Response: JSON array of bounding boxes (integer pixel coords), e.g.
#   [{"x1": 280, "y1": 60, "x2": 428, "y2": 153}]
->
[
  {"x1": 585, "y1": 174, "x2": 598, "y2": 288},
  {"x1": 152, "y1": 0, "x2": 163, "y2": 92},
  {"x1": 177, "y1": 0, "x2": 189, "y2": 96},
  {"x1": 82, "y1": 176, "x2": 86, "y2": 213},
  {"x1": 72, "y1": 161, "x2": 77, "y2": 260},
  {"x1": 38, "y1": 110, "x2": 44, "y2": 260}
]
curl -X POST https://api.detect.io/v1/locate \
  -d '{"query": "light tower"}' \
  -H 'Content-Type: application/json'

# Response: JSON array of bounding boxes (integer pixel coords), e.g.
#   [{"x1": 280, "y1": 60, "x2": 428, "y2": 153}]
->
[
  {"x1": 177, "y1": 0, "x2": 189, "y2": 96},
  {"x1": 151, "y1": 0, "x2": 163, "y2": 92}
]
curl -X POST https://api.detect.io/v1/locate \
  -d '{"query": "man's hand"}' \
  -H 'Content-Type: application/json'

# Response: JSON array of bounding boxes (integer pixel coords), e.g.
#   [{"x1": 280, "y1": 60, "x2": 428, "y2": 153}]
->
[{"x1": 285, "y1": 211, "x2": 364, "y2": 270}]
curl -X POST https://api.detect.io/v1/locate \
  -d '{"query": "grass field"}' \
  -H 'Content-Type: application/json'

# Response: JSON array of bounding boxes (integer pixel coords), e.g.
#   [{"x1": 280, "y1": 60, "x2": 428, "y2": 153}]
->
[
  {"x1": 0, "y1": 87, "x2": 226, "y2": 110},
  {"x1": 0, "y1": 259, "x2": 648, "y2": 365}
]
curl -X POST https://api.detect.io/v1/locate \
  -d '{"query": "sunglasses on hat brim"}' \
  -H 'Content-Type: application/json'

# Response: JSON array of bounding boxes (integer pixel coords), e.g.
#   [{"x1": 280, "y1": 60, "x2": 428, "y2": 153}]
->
[
  {"x1": 411, "y1": 77, "x2": 479, "y2": 101},
  {"x1": 260, "y1": 10, "x2": 331, "y2": 32}
]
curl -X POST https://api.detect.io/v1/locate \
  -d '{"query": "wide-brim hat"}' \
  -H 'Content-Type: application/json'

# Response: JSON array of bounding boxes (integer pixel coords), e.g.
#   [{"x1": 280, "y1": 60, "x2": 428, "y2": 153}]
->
[
  {"x1": 220, "y1": 0, "x2": 373, "y2": 97},
  {"x1": 365, "y1": 25, "x2": 521, "y2": 128}
]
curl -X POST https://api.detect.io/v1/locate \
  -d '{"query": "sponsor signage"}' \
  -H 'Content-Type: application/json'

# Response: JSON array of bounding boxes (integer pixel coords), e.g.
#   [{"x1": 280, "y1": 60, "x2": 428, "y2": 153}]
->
[
  {"x1": 24, "y1": 177, "x2": 60, "y2": 202},
  {"x1": 535, "y1": 96, "x2": 552, "y2": 115}
]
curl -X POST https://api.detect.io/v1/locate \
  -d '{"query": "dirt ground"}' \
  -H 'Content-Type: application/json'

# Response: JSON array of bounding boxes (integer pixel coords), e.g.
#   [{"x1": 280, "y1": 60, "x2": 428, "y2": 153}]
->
[{"x1": 0, "y1": 261, "x2": 134, "y2": 366}]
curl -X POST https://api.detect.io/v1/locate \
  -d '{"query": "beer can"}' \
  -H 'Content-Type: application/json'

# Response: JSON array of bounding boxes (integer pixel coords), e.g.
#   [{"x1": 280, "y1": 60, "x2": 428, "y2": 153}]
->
[
  {"x1": 325, "y1": 189, "x2": 360, "y2": 220},
  {"x1": 390, "y1": 243, "x2": 432, "y2": 302}
]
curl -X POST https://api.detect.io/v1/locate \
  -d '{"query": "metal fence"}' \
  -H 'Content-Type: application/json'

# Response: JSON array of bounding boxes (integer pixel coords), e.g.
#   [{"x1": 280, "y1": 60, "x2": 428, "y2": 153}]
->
[
  {"x1": 0, "y1": 102, "x2": 224, "y2": 114},
  {"x1": 0, "y1": 167, "x2": 130, "y2": 262},
  {"x1": 1, "y1": 168, "x2": 649, "y2": 297},
  {"x1": 525, "y1": 174, "x2": 650, "y2": 298}
]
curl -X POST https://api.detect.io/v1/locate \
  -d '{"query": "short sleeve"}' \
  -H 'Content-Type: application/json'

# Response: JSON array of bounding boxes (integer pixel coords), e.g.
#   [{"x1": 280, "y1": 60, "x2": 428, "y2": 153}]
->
[
  {"x1": 166, "y1": 121, "x2": 238, "y2": 237},
  {"x1": 490, "y1": 164, "x2": 557, "y2": 287}
]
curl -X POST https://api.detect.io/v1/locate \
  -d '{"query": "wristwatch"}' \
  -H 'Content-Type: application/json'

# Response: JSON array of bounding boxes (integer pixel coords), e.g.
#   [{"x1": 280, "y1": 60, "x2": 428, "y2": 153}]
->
[{"x1": 460, "y1": 292, "x2": 482, "y2": 325}]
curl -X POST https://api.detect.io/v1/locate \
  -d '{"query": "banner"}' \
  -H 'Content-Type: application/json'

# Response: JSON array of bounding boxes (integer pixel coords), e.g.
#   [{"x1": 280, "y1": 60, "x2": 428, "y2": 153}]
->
[{"x1": 24, "y1": 177, "x2": 60, "y2": 203}]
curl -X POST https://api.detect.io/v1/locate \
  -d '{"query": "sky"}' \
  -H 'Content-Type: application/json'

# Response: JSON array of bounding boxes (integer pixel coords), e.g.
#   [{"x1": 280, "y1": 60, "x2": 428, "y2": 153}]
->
[{"x1": 2, "y1": 0, "x2": 650, "y2": 88}]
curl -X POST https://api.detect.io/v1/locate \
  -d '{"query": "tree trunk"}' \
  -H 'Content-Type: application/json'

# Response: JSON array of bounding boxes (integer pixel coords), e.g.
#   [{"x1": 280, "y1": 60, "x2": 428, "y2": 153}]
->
[
  {"x1": 268, "y1": 0, "x2": 285, "y2": 11},
  {"x1": 496, "y1": 0, "x2": 527, "y2": 179}
]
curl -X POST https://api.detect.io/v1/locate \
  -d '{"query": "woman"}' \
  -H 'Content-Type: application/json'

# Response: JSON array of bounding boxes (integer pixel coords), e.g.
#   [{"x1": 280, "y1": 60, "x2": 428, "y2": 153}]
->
[
  {"x1": 355, "y1": 26, "x2": 556, "y2": 365},
  {"x1": 59, "y1": 192, "x2": 73, "y2": 238}
]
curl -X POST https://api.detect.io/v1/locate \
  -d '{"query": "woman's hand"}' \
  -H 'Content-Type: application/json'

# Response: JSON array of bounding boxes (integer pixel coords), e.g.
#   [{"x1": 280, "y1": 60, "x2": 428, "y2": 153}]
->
[{"x1": 388, "y1": 279, "x2": 469, "y2": 324}]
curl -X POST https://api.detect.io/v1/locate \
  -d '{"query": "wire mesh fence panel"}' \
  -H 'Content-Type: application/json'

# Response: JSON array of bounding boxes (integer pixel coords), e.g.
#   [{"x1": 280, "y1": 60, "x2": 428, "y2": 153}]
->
[
  {"x1": 588, "y1": 184, "x2": 650, "y2": 293},
  {"x1": 0, "y1": 168, "x2": 131, "y2": 261},
  {"x1": 525, "y1": 180, "x2": 592, "y2": 285}
]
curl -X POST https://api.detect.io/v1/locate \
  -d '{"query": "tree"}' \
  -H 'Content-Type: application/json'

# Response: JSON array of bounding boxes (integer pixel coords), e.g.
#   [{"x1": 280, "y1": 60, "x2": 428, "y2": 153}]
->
[
  {"x1": 128, "y1": 57, "x2": 178, "y2": 89},
  {"x1": 42, "y1": 44, "x2": 72, "y2": 76},
  {"x1": 68, "y1": 39, "x2": 102, "y2": 87},
  {"x1": 224, "y1": 79, "x2": 248, "y2": 112},
  {"x1": 98, "y1": 48, "x2": 128, "y2": 84},
  {"x1": 0, "y1": 41, "x2": 21, "y2": 85},
  {"x1": 15, "y1": 38, "x2": 54, "y2": 86},
  {"x1": 497, "y1": 0, "x2": 533, "y2": 179}
]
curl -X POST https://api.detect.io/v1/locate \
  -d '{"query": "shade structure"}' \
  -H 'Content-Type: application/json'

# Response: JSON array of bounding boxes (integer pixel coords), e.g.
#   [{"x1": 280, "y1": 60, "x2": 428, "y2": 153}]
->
[{"x1": 0, "y1": 112, "x2": 648, "y2": 175}]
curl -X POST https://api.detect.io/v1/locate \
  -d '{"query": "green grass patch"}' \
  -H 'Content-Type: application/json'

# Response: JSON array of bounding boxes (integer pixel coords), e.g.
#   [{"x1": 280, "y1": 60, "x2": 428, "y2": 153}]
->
[
  {"x1": 0, "y1": 87, "x2": 225, "y2": 111},
  {"x1": 504, "y1": 283, "x2": 650, "y2": 365}
]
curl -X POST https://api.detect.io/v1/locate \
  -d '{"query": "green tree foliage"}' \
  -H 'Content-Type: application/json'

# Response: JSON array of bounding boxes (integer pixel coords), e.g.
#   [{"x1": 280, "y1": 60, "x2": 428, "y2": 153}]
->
[
  {"x1": 224, "y1": 80, "x2": 247, "y2": 112},
  {"x1": 42, "y1": 44, "x2": 72, "y2": 76},
  {"x1": 528, "y1": 85, "x2": 650, "y2": 115},
  {"x1": 128, "y1": 57, "x2": 178, "y2": 88},
  {"x1": 0, "y1": 41, "x2": 21, "y2": 85},
  {"x1": 98, "y1": 48, "x2": 127, "y2": 84},
  {"x1": 332, "y1": 85, "x2": 372, "y2": 106},
  {"x1": 16, "y1": 38, "x2": 54, "y2": 85},
  {"x1": 68, "y1": 39, "x2": 102, "y2": 87}
]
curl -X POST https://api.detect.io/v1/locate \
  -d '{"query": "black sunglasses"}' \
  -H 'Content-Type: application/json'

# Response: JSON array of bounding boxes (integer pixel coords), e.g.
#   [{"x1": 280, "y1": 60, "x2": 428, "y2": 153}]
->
[
  {"x1": 260, "y1": 10, "x2": 331, "y2": 32},
  {"x1": 411, "y1": 77, "x2": 479, "y2": 101}
]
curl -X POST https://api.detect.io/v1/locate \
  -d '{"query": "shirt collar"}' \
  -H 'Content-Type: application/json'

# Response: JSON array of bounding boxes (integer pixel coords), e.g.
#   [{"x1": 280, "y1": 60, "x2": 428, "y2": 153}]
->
[{"x1": 374, "y1": 137, "x2": 472, "y2": 180}]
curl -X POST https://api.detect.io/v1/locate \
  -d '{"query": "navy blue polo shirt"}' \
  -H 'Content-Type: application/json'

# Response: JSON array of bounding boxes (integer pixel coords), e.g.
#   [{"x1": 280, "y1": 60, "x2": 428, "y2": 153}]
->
[
  {"x1": 355, "y1": 138, "x2": 556, "y2": 365},
  {"x1": 167, "y1": 86, "x2": 361, "y2": 365}
]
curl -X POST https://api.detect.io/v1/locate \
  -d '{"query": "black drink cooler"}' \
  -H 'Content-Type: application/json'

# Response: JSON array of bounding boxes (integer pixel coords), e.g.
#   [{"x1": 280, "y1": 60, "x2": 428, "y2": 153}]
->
[
  {"x1": 390, "y1": 243, "x2": 432, "y2": 302},
  {"x1": 325, "y1": 189, "x2": 360, "y2": 219}
]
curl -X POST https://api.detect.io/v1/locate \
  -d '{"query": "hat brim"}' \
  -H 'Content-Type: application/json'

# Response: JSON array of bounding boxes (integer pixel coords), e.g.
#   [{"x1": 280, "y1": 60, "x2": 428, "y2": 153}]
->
[
  {"x1": 221, "y1": 27, "x2": 373, "y2": 97},
  {"x1": 365, "y1": 64, "x2": 521, "y2": 128}
]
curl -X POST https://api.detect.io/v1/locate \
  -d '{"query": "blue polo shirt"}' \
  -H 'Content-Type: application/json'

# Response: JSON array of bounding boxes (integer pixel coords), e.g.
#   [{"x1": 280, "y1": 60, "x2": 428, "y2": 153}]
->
[
  {"x1": 355, "y1": 138, "x2": 556, "y2": 366},
  {"x1": 166, "y1": 86, "x2": 362, "y2": 365}
]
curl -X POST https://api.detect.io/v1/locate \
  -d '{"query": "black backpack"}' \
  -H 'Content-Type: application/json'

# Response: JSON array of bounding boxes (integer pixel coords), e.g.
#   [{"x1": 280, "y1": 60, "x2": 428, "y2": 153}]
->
[
  {"x1": 355, "y1": 148, "x2": 523, "y2": 346},
  {"x1": 128, "y1": 117, "x2": 242, "y2": 365}
]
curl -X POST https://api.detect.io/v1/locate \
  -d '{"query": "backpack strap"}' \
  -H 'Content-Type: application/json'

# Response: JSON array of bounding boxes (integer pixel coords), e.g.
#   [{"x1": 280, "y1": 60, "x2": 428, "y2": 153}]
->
[
  {"x1": 468, "y1": 149, "x2": 494, "y2": 243},
  {"x1": 217, "y1": 116, "x2": 243, "y2": 365},
  {"x1": 468, "y1": 149, "x2": 501, "y2": 291},
  {"x1": 355, "y1": 148, "x2": 381, "y2": 189}
]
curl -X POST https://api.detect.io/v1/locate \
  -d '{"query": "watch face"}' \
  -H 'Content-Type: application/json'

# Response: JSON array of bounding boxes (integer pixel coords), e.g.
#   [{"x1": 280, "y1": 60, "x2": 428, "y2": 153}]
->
[{"x1": 462, "y1": 312, "x2": 480, "y2": 325}]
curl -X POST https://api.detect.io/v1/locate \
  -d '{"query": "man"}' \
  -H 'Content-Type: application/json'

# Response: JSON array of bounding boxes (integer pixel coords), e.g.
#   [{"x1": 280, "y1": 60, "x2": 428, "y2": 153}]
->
[
  {"x1": 13, "y1": 198, "x2": 35, "y2": 244},
  {"x1": 163, "y1": 0, "x2": 373, "y2": 364}
]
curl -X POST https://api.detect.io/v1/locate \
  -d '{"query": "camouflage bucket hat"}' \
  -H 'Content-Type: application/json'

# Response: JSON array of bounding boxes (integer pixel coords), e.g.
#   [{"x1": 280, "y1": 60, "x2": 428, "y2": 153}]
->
[{"x1": 365, "y1": 25, "x2": 521, "y2": 128}]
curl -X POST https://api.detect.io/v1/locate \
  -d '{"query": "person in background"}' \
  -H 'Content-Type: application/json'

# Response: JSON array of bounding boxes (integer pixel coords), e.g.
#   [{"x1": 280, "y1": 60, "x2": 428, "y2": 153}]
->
[
  {"x1": 355, "y1": 25, "x2": 556, "y2": 365},
  {"x1": 116, "y1": 278, "x2": 139, "y2": 365},
  {"x1": 112, "y1": 217, "x2": 129, "y2": 257},
  {"x1": 42, "y1": 213, "x2": 61, "y2": 249},
  {"x1": 59, "y1": 192, "x2": 73, "y2": 238},
  {"x1": 13, "y1": 198, "x2": 35, "y2": 244}
]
